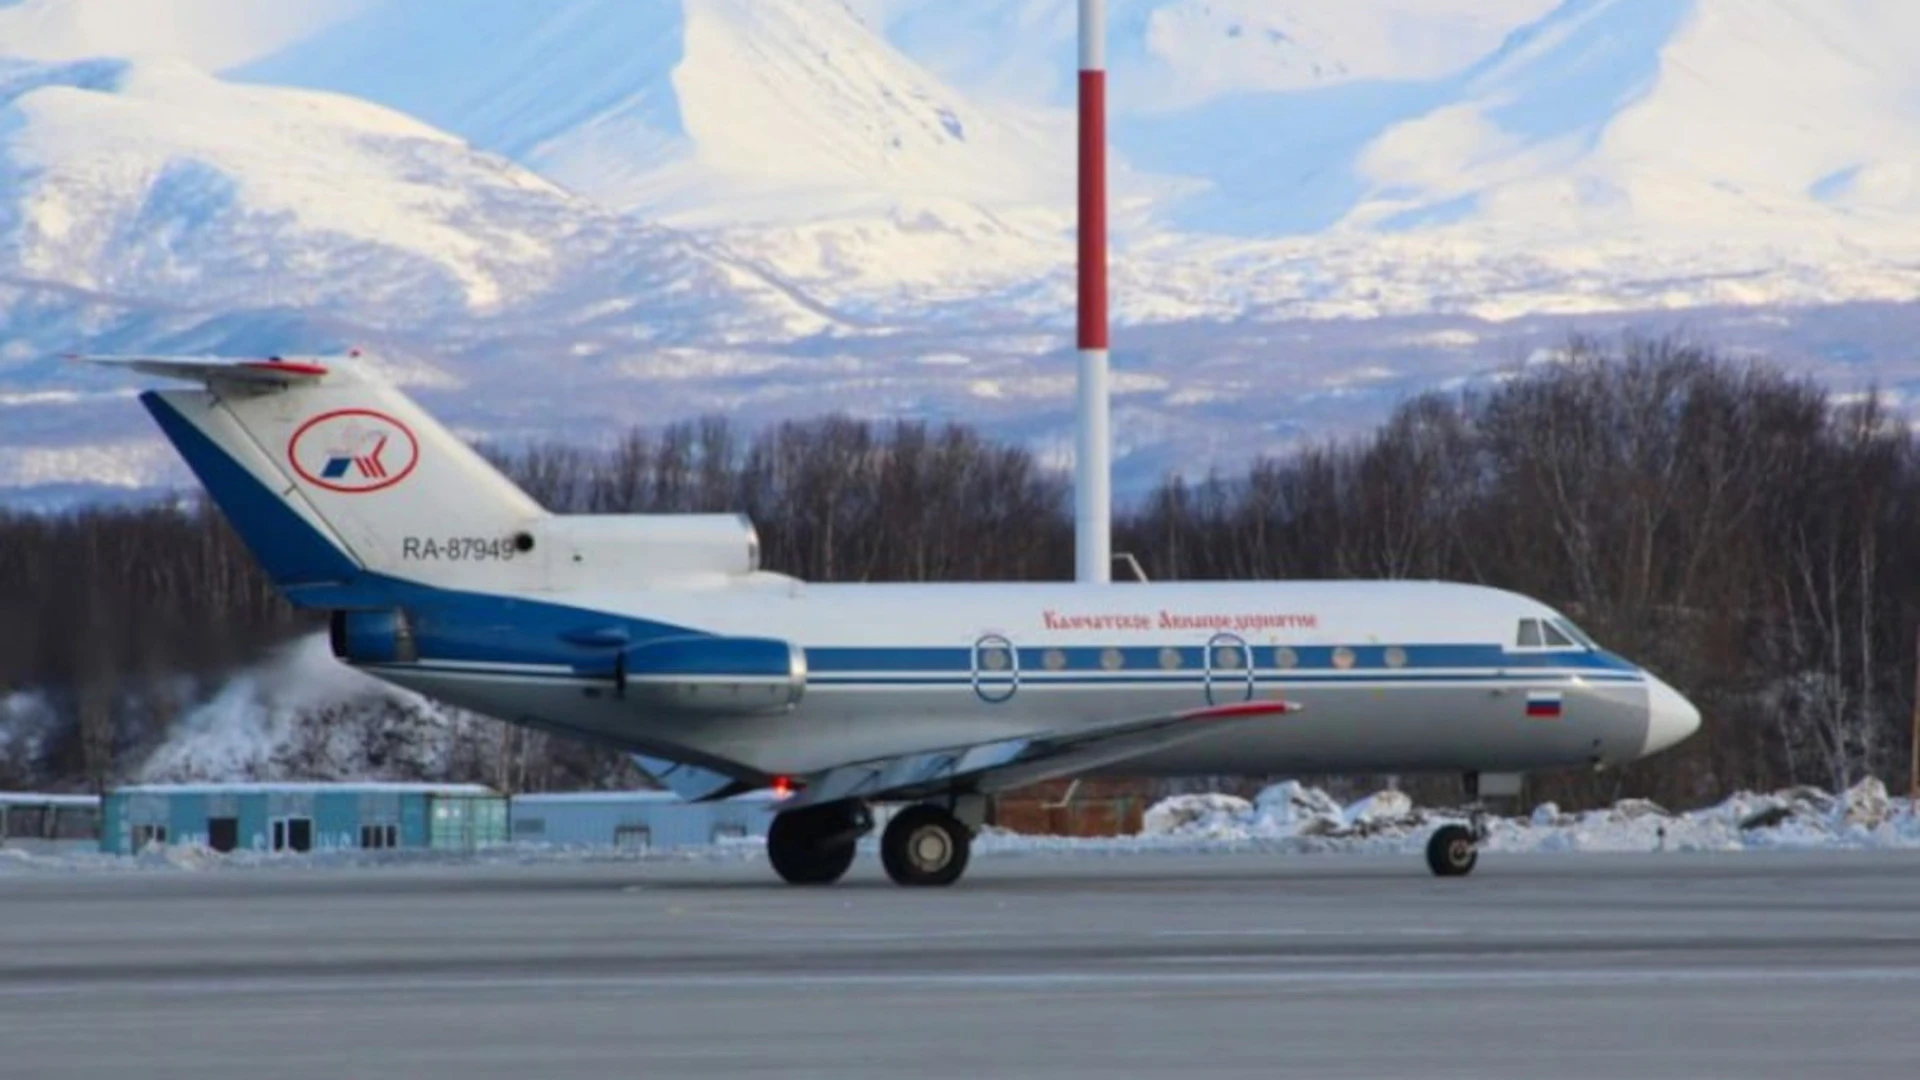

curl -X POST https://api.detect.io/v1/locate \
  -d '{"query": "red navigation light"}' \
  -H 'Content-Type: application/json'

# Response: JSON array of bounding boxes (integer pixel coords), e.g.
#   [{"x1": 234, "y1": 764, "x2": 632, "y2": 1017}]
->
[{"x1": 772, "y1": 776, "x2": 793, "y2": 798}]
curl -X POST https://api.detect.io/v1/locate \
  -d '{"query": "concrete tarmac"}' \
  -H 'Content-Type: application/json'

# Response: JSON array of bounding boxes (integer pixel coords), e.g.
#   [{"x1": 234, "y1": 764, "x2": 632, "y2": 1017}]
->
[{"x1": 4, "y1": 850, "x2": 1920, "y2": 1079}]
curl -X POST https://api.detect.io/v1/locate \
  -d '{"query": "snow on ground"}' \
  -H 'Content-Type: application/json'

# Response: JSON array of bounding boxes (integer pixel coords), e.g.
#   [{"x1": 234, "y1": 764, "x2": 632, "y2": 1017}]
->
[
  {"x1": 979, "y1": 777, "x2": 1920, "y2": 858},
  {"x1": 4, "y1": 779, "x2": 1916, "y2": 875}
]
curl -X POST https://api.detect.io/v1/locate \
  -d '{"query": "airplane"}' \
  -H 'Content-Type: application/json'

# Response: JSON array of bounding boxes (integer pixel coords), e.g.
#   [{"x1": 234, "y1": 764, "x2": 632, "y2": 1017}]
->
[{"x1": 79, "y1": 352, "x2": 1701, "y2": 886}]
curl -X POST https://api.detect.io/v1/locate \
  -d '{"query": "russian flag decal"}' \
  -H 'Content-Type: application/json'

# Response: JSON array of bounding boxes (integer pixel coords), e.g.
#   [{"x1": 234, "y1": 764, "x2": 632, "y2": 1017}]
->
[{"x1": 1525, "y1": 690, "x2": 1564, "y2": 718}]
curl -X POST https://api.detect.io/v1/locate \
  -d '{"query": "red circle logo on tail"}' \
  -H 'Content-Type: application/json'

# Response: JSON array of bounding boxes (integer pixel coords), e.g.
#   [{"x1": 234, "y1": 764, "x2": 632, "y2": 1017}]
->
[{"x1": 288, "y1": 409, "x2": 420, "y2": 494}]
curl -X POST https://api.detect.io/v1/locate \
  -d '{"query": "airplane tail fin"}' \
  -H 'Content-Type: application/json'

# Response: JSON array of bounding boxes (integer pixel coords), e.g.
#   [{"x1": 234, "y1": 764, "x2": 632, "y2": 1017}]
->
[{"x1": 80, "y1": 354, "x2": 547, "y2": 606}]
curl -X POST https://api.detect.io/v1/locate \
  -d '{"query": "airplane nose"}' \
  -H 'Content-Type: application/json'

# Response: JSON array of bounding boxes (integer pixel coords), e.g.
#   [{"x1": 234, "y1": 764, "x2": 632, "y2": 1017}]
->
[{"x1": 1641, "y1": 675, "x2": 1702, "y2": 756}]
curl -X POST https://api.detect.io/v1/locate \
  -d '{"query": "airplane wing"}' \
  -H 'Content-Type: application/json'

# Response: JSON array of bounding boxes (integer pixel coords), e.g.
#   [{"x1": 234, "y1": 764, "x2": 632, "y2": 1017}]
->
[
  {"x1": 70, "y1": 353, "x2": 335, "y2": 387},
  {"x1": 629, "y1": 753, "x2": 764, "y2": 803},
  {"x1": 774, "y1": 698, "x2": 1302, "y2": 811}
]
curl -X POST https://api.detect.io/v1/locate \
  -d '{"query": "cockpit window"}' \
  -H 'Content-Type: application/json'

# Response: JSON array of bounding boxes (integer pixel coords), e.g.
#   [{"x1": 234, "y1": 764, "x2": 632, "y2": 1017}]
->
[
  {"x1": 1516, "y1": 617, "x2": 1589, "y2": 651},
  {"x1": 1552, "y1": 618, "x2": 1598, "y2": 649}
]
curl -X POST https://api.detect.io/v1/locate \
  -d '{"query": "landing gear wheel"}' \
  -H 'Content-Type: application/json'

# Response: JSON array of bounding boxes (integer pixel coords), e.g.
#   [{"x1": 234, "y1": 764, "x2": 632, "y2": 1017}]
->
[
  {"x1": 767, "y1": 803, "x2": 864, "y2": 886},
  {"x1": 881, "y1": 805, "x2": 972, "y2": 887},
  {"x1": 1426, "y1": 823, "x2": 1478, "y2": 877}
]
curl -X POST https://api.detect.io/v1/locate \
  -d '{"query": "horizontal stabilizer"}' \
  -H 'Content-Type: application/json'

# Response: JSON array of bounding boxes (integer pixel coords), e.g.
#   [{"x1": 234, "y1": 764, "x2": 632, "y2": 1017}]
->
[
  {"x1": 778, "y1": 697, "x2": 1302, "y2": 811},
  {"x1": 70, "y1": 353, "x2": 335, "y2": 387}
]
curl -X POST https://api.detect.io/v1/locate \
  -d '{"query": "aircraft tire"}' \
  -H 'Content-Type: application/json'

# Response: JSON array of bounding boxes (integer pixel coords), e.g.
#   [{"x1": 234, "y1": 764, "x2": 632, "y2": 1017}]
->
[
  {"x1": 880, "y1": 804, "x2": 971, "y2": 887},
  {"x1": 767, "y1": 806, "x2": 860, "y2": 885},
  {"x1": 1425, "y1": 823, "x2": 1478, "y2": 877}
]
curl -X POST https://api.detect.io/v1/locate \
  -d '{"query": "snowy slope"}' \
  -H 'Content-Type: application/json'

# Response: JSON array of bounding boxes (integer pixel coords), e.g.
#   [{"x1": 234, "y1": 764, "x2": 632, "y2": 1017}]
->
[
  {"x1": 1344, "y1": 0, "x2": 1920, "y2": 237},
  {"x1": 0, "y1": 52, "x2": 829, "y2": 324},
  {"x1": 0, "y1": 44, "x2": 841, "y2": 490},
  {"x1": 4, "y1": 0, "x2": 1920, "y2": 495},
  {"x1": 883, "y1": 0, "x2": 1561, "y2": 110},
  {"x1": 0, "y1": 0, "x2": 365, "y2": 70},
  {"x1": 238, "y1": 0, "x2": 1068, "y2": 221},
  {"x1": 52, "y1": 0, "x2": 1920, "y2": 319}
]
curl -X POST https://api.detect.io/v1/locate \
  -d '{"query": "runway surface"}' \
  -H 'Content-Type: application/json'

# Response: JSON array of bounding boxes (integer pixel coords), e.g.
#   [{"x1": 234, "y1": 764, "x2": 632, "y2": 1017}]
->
[{"x1": 5, "y1": 849, "x2": 1920, "y2": 1079}]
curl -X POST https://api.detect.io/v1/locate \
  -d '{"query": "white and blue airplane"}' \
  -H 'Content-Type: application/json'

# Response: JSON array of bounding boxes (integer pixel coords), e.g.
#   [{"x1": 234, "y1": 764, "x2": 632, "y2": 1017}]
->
[{"x1": 81, "y1": 353, "x2": 1700, "y2": 886}]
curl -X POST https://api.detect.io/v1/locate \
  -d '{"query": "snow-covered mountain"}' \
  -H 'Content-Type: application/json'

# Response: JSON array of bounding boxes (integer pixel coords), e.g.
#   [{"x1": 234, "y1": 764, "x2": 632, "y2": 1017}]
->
[
  {"x1": 4, "y1": 0, "x2": 1919, "y2": 496},
  {"x1": 238, "y1": 1, "x2": 1070, "y2": 220}
]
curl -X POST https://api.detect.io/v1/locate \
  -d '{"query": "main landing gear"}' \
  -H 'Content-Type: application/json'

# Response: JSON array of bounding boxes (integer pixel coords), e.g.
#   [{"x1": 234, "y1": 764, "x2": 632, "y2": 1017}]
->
[
  {"x1": 766, "y1": 800, "x2": 871, "y2": 885},
  {"x1": 1424, "y1": 771, "x2": 1518, "y2": 878},
  {"x1": 765, "y1": 800, "x2": 977, "y2": 887},
  {"x1": 879, "y1": 804, "x2": 972, "y2": 887}
]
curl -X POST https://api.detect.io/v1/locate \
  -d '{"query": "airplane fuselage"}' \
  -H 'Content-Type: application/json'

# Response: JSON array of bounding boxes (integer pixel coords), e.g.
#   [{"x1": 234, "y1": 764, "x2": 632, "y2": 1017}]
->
[{"x1": 353, "y1": 577, "x2": 1683, "y2": 781}]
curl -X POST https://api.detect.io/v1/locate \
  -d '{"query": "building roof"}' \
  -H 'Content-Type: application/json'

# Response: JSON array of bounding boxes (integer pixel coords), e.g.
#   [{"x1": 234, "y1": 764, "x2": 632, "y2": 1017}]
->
[
  {"x1": 109, "y1": 782, "x2": 500, "y2": 796},
  {"x1": 0, "y1": 792, "x2": 101, "y2": 807}
]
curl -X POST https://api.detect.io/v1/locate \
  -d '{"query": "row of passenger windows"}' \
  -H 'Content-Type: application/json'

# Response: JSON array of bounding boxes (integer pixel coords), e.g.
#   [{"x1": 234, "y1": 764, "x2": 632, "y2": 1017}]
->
[
  {"x1": 975, "y1": 644, "x2": 1410, "y2": 672},
  {"x1": 978, "y1": 627, "x2": 1597, "y2": 671}
]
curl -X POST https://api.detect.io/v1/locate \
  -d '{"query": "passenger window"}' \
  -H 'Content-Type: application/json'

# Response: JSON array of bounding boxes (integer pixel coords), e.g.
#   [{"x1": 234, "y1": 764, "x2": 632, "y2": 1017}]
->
[{"x1": 1517, "y1": 619, "x2": 1544, "y2": 648}]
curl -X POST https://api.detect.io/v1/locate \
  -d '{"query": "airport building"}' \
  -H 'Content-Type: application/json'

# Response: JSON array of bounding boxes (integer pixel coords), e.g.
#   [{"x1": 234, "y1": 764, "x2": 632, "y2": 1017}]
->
[
  {"x1": 1, "y1": 792, "x2": 101, "y2": 854},
  {"x1": 100, "y1": 783, "x2": 508, "y2": 855},
  {"x1": 507, "y1": 790, "x2": 790, "y2": 851}
]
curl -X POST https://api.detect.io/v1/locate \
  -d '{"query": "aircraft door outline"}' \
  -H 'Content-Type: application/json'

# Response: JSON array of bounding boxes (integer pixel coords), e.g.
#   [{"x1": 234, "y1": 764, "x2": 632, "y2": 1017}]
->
[
  {"x1": 971, "y1": 634, "x2": 1019, "y2": 703},
  {"x1": 1205, "y1": 632, "x2": 1254, "y2": 705}
]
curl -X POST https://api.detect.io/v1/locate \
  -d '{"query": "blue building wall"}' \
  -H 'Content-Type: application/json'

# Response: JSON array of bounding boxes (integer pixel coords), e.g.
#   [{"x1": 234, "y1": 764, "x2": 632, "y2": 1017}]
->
[
  {"x1": 95, "y1": 785, "x2": 866, "y2": 856},
  {"x1": 1, "y1": 793, "x2": 100, "y2": 855},
  {"x1": 101, "y1": 784, "x2": 505, "y2": 855}
]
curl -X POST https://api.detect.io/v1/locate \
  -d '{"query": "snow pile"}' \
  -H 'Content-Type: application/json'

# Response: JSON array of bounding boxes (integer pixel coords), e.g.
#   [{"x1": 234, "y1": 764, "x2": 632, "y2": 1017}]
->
[{"x1": 1113, "y1": 777, "x2": 1920, "y2": 857}]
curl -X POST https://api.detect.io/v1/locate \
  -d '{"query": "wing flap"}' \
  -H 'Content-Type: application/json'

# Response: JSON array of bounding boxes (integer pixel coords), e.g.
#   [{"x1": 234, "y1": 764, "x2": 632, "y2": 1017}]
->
[
  {"x1": 629, "y1": 754, "x2": 767, "y2": 803},
  {"x1": 778, "y1": 697, "x2": 1301, "y2": 811}
]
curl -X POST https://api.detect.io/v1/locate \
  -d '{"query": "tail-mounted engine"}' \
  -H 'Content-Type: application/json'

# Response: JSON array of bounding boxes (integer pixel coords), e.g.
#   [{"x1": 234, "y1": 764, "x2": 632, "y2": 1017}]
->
[
  {"x1": 611, "y1": 636, "x2": 806, "y2": 716},
  {"x1": 329, "y1": 609, "x2": 418, "y2": 664}
]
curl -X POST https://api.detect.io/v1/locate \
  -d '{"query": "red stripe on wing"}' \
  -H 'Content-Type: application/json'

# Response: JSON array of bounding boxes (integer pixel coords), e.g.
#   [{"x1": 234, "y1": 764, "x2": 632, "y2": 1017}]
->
[
  {"x1": 1182, "y1": 700, "x2": 1298, "y2": 721},
  {"x1": 241, "y1": 361, "x2": 330, "y2": 376}
]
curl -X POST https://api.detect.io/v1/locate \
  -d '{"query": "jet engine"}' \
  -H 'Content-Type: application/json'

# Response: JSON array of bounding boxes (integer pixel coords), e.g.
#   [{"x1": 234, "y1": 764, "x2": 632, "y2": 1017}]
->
[
  {"x1": 329, "y1": 609, "x2": 418, "y2": 664},
  {"x1": 615, "y1": 635, "x2": 806, "y2": 716}
]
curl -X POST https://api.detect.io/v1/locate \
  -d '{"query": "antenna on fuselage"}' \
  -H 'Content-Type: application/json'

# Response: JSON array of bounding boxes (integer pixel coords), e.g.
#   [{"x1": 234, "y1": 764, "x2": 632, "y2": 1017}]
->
[{"x1": 1074, "y1": 0, "x2": 1112, "y2": 585}]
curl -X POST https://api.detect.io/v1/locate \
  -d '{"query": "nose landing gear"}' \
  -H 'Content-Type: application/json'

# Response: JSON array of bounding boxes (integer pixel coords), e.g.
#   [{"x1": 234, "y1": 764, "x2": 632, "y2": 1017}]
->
[
  {"x1": 1424, "y1": 771, "x2": 1517, "y2": 878},
  {"x1": 1426, "y1": 822, "x2": 1480, "y2": 876}
]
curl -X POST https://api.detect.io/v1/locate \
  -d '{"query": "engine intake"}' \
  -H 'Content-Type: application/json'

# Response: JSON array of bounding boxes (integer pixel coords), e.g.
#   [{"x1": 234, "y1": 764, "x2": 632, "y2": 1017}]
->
[{"x1": 330, "y1": 609, "x2": 418, "y2": 664}]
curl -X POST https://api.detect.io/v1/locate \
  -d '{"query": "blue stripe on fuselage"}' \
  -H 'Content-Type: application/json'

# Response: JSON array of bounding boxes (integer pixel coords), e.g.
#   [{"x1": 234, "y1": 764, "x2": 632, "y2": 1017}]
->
[
  {"x1": 373, "y1": 661, "x2": 1645, "y2": 689},
  {"x1": 803, "y1": 644, "x2": 1639, "y2": 676}
]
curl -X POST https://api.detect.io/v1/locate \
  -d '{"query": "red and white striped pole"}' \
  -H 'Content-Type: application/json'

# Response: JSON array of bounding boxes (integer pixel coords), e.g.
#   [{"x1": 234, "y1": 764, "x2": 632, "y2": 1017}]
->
[{"x1": 1075, "y1": 0, "x2": 1111, "y2": 585}]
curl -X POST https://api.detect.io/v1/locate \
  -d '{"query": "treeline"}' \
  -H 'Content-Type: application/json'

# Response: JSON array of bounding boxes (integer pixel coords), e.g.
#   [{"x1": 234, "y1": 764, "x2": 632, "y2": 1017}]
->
[{"x1": 2, "y1": 336, "x2": 1915, "y2": 807}]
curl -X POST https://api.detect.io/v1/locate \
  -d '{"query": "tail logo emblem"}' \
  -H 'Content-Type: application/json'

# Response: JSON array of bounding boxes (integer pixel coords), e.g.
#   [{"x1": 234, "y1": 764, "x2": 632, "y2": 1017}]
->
[{"x1": 288, "y1": 409, "x2": 420, "y2": 493}]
